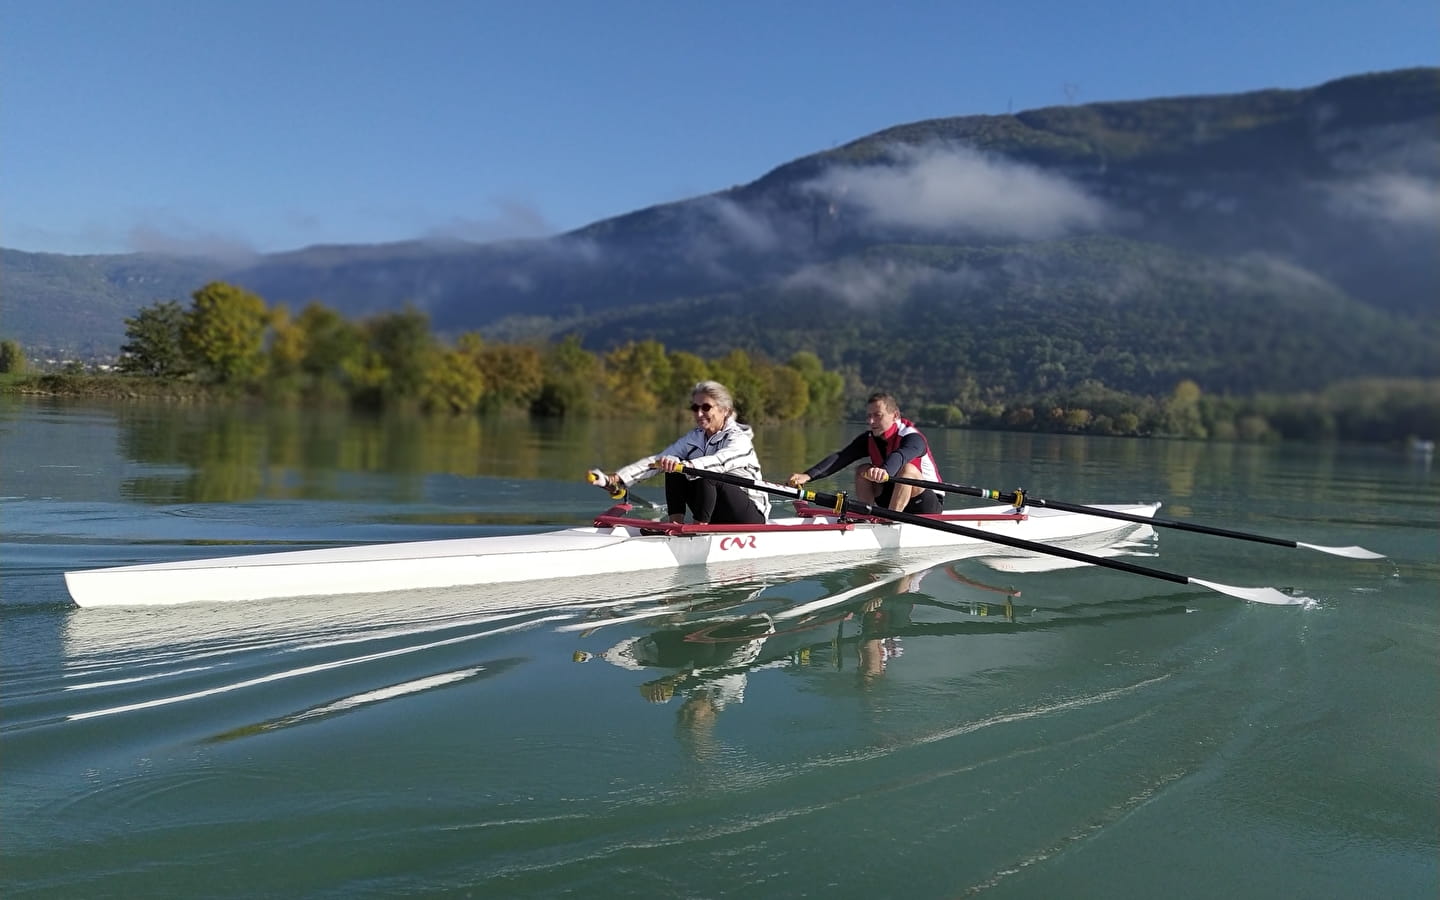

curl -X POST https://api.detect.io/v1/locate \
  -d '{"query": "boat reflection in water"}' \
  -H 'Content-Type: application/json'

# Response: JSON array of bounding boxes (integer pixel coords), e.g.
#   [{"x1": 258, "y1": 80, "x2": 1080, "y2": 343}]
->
[
  {"x1": 577, "y1": 561, "x2": 1022, "y2": 689},
  {"x1": 573, "y1": 522, "x2": 1168, "y2": 750}
]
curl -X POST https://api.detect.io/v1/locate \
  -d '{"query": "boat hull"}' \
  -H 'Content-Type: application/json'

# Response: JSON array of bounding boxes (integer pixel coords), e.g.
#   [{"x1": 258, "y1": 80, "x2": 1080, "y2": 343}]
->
[{"x1": 63, "y1": 503, "x2": 1160, "y2": 608}]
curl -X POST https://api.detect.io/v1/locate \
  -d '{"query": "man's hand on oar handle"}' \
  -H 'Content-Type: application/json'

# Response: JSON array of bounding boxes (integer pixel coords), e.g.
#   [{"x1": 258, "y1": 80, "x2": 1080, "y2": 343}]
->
[
  {"x1": 860, "y1": 466, "x2": 889, "y2": 483},
  {"x1": 786, "y1": 473, "x2": 811, "y2": 487}
]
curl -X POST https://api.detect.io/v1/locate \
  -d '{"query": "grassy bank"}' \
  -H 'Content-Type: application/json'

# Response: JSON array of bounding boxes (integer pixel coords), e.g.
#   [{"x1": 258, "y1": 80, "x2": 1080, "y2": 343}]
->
[{"x1": 1, "y1": 373, "x2": 234, "y2": 402}]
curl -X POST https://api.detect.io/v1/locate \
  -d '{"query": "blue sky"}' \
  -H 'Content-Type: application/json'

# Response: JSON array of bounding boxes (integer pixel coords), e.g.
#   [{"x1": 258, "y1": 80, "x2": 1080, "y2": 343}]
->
[{"x1": 2, "y1": 0, "x2": 1434, "y2": 257}]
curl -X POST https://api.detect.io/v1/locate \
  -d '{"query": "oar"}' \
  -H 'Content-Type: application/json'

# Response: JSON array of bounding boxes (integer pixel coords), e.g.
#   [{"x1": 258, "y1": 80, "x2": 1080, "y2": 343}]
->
[
  {"x1": 885, "y1": 474, "x2": 1383, "y2": 560},
  {"x1": 672, "y1": 464, "x2": 1310, "y2": 606},
  {"x1": 586, "y1": 469, "x2": 659, "y2": 510}
]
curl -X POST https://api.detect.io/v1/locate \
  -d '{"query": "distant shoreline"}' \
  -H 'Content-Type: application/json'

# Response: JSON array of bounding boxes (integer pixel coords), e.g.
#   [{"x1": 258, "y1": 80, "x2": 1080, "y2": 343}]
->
[{"x1": 6, "y1": 373, "x2": 1434, "y2": 449}]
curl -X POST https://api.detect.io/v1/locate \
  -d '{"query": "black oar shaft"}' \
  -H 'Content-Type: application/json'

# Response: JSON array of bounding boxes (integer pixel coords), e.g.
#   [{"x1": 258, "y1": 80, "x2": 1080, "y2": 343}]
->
[{"x1": 892, "y1": 476, "x2": 1296, "y2": 550}]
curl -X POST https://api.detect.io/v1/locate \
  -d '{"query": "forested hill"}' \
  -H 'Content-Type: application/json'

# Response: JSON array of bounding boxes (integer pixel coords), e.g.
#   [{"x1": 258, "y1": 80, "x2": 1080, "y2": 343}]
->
[{"x1": 4, "y1": 67, "x2": 1437, "y2": 400}]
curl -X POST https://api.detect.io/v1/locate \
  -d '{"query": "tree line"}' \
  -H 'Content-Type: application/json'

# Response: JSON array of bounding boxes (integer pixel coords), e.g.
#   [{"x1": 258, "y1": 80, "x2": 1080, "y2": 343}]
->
[
  {"x1": 923, "y1": 376, "x2": 1439, "y2": 445},
  {"x1": 102, "y1": 282, "x2": 848, "y2": 422},
  {"x1": 2, "y1": 280, "x2": 1435, "y2": 444}
]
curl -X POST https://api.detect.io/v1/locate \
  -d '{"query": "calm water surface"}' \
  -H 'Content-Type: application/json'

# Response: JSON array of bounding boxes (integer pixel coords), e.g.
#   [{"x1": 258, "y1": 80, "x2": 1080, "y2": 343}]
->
[{"x1": 2, "y1": 399, "x2": 1436, "y2": 898}]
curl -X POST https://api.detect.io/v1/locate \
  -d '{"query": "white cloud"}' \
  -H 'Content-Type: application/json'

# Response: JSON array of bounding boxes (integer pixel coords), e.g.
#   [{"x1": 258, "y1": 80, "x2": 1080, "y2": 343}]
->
[
  {"x1": 127, "y1": 223, "x2": 259, "y2": 263},
  {"x1": 1326, "y1": 173, "x2": 1440, "y2": 227},
  {"x1": 1214, "y1": 254, "x2": 1342, "y2": 297},
  {"x1": 425, "y1": 197, "x2": 556, "y2": 243},
  {"x1": 702, "y1": 196, "x2": 778, "y2": 250},
  {"x1": 782, "y1": 257, "x2": 983, "y2": 308},
  {"x1": 802, "y1": 143, "x2": 1111, "y2": 240}
]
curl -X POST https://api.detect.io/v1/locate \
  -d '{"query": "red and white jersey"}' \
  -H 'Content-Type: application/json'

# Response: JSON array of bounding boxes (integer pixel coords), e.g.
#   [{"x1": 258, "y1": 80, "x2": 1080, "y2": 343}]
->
[{"x1": 867, "y1": 418, "x2": 943, "y2": 499}]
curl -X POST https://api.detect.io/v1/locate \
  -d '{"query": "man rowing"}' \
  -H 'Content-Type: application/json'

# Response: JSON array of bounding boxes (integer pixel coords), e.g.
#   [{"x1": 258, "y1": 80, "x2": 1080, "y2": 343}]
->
[
  {"x1": 601, "y1": 380, "x2": 770, "y2": 525},
  {"x1": 787, "y1": 391, "x2": 945, "y2": 513}
]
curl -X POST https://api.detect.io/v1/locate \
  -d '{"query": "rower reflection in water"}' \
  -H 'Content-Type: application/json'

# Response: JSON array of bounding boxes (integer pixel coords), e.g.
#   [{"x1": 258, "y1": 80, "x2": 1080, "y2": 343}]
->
[
  {"x1": 578, "y1": 562, "x2": 1028, "y2": 751},
  {"x1": 604, "y1": 610, "x2": 787, "y2": 759},
  {"x1": 854, "y1": 594, "x2": 911, "y2": 681},
  {"x1": 599, "y1": 380, "x2": 769, "y2": 525},
  {"x1": 851, "y1": 565, "x2": 1019, "y2": 680}
]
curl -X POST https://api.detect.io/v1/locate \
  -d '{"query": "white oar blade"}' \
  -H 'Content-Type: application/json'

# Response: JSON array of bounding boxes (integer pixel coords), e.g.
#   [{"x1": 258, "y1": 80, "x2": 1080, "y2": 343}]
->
[
  {"x1": 1297, "y1": 542, "x2": 1385, "y2": 559},
  {"x1": 1189, "y1": 578, "x2": 1311, "y2": 606}
]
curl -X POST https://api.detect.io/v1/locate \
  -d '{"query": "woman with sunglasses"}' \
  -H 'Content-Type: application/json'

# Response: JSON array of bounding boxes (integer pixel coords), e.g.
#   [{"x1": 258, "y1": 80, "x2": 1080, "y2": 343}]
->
[{"x1": 601, "y1": 380, "x2": 770, "y2": 525}]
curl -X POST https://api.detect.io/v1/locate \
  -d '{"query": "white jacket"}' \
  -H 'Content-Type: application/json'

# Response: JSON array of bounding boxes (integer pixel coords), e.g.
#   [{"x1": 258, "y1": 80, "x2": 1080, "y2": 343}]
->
[{"x1": 615, "y1": 417, "x2": 771, "y2": 518}]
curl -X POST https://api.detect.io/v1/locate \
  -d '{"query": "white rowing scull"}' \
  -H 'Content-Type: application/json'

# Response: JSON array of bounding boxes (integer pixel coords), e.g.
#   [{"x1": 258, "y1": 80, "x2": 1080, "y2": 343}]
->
[{"x1": 63, "y1": 501, "x2": 1159, "y2": 608}]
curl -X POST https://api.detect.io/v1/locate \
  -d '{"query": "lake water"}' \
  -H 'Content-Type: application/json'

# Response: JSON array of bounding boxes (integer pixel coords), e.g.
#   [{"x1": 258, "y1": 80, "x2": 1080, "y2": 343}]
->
[{"x1": 2, "y1": 398, "x2": 1436, "y2": 898}]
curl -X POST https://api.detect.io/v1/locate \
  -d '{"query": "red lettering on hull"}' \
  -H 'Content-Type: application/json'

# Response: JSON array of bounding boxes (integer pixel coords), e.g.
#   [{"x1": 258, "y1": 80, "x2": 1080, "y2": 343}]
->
[{"x1": 718, "y1": 535, "x2": 758, "y2": 551}]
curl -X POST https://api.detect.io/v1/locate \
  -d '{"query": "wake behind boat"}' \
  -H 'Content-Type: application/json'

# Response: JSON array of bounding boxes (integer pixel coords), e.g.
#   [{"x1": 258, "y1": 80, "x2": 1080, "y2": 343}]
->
[{"x1": 62, "y1": 500, "x2": 1161, "y2": 608}]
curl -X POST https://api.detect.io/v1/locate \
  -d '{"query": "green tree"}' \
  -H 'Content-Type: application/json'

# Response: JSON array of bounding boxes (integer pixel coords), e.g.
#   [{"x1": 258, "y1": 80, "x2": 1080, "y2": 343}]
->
[
  {"x1": 297, "y1": 302, "x2": 365, "y2": 384},
  {"x1": 180, "y1": 282, "x2": 270, "y2": 384},
  {"x1": 364, "y1": 306, "x2": 436, "y2": 402},
  {"x1": 665, "y1": 350, "x2": 710, "y2": 402},
  {"x1": 0, "y1": 339, "x2": 28, "y2": 374},
  {"x1": 787, "y1": 351, "x2": 844, "y2": 420},
  {"x1": 1236, "y1": 414, "x2": 1275, "y2": 441},
  {"x1": 119, "y1": 300, "x2": 191, "y2": 377},
  {"x1": 762, "y1": 362, "x2": 810, "y2": 421},
  {"x1": 710, "y1": 349, "x2": 766, "y2": 421},
  {"x1": 534, "y1": 335, "x2": 602, "y2": 417}
]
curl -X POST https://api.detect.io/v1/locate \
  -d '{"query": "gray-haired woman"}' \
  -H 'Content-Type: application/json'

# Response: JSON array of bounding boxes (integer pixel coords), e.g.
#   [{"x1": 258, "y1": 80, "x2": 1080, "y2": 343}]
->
[{"x1": 602, "y1": 381, "x2": 770, "y2": 524}]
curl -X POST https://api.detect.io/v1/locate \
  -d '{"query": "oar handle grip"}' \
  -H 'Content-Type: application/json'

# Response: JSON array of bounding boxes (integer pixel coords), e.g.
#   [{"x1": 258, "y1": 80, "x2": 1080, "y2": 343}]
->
[{"x1": 587, "y1": 468, "x2": 627, "y2": 500}]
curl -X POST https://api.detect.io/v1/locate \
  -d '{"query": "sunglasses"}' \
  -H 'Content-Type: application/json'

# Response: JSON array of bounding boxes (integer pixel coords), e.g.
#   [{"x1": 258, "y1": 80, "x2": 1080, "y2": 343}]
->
[{"x1": 689, "y1": 402, "x2": 715, "y2": 413}]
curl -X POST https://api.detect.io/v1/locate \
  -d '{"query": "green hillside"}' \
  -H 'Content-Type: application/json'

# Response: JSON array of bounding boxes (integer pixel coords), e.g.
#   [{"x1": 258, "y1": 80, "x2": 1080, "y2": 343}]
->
[{"x1": 485, "y1": 236, "x2": 1436, "y2": 399}]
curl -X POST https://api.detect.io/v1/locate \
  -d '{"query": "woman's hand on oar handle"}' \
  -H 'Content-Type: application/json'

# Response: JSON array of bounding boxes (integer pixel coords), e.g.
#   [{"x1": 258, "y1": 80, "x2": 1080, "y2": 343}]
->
[
  {"x1": 650, "y1": 456, "x2": 683, "y2": 474},
  {"x1": 587, "y1": 468, "x2": 626, "y2": 498},
  {"x1": 787, "y1": 473, "x2": 811, "y2": 487}
]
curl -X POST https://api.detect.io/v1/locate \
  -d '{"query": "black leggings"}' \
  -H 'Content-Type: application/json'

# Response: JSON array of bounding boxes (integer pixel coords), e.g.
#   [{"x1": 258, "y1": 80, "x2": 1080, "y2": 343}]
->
[
  {"x1": 665, "y1": 473, "x2": 766, "y2": 524},
  {"x1": 876, "y1": 483, "x2": 944, "y2": 514}
]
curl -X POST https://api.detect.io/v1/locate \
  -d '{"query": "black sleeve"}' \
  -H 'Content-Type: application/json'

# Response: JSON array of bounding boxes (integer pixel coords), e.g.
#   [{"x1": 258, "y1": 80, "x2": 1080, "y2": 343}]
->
[{"x1": 804, "y1": 433, "x2": 871, "y2": 481}]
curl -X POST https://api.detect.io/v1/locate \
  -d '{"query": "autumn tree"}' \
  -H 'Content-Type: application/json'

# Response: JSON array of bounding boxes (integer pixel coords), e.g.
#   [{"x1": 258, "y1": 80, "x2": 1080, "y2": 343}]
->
[
  {"x1": 180, "y1": 282, "x2": 270, "y2": 384},
  {"x1": 420, "y1": 346, "x2": 486, "y2": 414},
  {"x1": 1159, "y1": 379, "x2": 1207, "y2": 439},
  {"x1": 476, "y1": 343, "x2": 544, "y2": 411},
  {"x1": 267, "y1": 304, "x2": 306, "y2": 384},
  {"x1": 604, "y1": 340, "x2": 671, "y2": 413}
]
